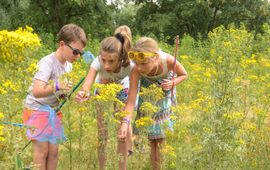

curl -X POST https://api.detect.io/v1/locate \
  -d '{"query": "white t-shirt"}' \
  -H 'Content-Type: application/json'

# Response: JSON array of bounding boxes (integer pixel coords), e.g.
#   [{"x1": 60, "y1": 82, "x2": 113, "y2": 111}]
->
[
  {"x1": 24, "y1": 52, "x2": 72, "y2": 110},
  {"x1": 91, "y1": 56, "x2": 134, "y2": 85}
]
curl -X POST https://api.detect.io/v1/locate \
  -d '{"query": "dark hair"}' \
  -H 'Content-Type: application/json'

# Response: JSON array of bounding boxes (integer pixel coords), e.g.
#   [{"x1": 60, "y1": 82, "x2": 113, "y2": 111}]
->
[
  {"x1": 113, "y1": 25, "x2": 132, "y2": 67},
  {"x1": 100, "y1": 27, "x2": 132, "y2": 68},
  {"x1": 57, "y1": 23, "x2": 87, "y2": 47},
  {"x1": 115, "y1": 33, "x2": 125, "y2": 44}
]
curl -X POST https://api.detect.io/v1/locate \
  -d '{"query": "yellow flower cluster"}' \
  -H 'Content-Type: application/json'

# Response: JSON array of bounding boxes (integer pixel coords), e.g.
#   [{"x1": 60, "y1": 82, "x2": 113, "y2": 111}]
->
[
  {"x1": 180, "y1": 55, "x2": 189, "y2": 60},
  {"x1": 241, "y1": 122, "x2": 256, "y2": 131},
  {"x1": 161, "y1": 144, "x2": 176, "y2": 158},
  {"x1": 260, "y1": 58, "x2": 270, "y2": 68},
  {"x1": 135, "y1": 117, "x2": 154, "y2": 128},
  {"x1": 223, "y1": 112, "x2": 244, "y2": 121},
  {"x1": 114, "y1": 110, "x2": 130, "y2": 121},
  {"x1": 26, "y1": 62, "x2": 38, "y2": 74},
  {"x1": 223, "y1": 41, "x2": 232, "y2": 48},
  {"x1": 0, "y1": 112, "x2": 5, "y2": 142},
  {"x1": 203, "y1": 126, "x2": 212, "y2": 133},
  {"x1": 0, "y1": 26, "x2": 41, "y2": 62},
  {"x1": 92, "y1": 83, "x2": 123, "y2": 104},
  {"x1": 139, "y1": 84, "x2": 164, "y2": 103},
  {"x1": 139, "y1": 102, "x2": 158, "y2": 116},
  {"x1": 0, "y1": 80, "x2": 18, "y2": 93},
  {"x1": 0, "y1": 86, "x2": 6, "y2": 95}
]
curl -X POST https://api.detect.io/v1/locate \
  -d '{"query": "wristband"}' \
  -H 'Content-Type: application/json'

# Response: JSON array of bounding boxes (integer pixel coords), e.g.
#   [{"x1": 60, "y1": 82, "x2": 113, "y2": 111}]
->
[
  {"x1": 122, "y1": 118, "x2": 130, "y2": 125},
  {"x1": 55, "y1": 81, "x2": 60, "y2": 91}
]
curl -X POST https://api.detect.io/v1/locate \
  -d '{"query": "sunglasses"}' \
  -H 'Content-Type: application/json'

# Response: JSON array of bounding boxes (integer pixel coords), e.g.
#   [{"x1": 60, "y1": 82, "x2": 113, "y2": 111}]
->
[
  {"x1": 128, "y1": 51, "x2": 157, "y2": 61},
  {"x1": 66, "y1": 44, "x2": 84, "y2": 56}
]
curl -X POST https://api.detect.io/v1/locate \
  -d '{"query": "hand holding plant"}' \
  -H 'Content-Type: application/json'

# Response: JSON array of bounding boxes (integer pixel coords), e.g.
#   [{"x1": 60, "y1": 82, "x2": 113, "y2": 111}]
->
[
  {"x1": 75, "y1": 90, "x2": 90, "y2": 103},
  {"x1": 118, "y1": 122, "x2": 129, "y2": 141}
]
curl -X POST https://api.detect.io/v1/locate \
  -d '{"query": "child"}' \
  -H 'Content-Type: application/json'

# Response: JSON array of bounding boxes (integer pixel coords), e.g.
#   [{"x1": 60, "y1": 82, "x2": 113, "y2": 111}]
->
[
  {"x1": 75, "y1": 25, "x2": 133, "y2": 170},
  {"x1": 118, "y1": 37, "x2": 188, "y2": 170},
  {"x1": 23, "y1": 23, "x2": 87, "y2": 170}
]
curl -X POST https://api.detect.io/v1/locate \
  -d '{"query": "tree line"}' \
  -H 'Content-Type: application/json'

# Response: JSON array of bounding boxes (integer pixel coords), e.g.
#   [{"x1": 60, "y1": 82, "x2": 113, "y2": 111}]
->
[{"x1": 1, "y1": 0, "x2": 270, "y2": 43}]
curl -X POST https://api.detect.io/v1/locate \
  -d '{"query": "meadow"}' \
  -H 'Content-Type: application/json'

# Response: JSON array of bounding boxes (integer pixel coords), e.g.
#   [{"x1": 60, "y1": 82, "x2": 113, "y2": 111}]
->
[{"x1": 0, "y1": 24, "x2": 270, "y2": 169}]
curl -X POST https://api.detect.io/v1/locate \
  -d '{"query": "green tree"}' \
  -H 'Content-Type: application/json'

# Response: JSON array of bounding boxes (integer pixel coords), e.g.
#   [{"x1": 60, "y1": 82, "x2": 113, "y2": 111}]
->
[
  {"x1": 0, "y1": 0, "x2": 23, "y2": 29},
  {"x1": 133, "y1": 0, "x2": 270, "y2": 42},
  {"x1": 0, "y1": 0, "x2": 116, "y2": 39},
  {"x1": 25, "y1": 0, "x2": 114, "y2": 38},
  {"x1": 111, "y1": 1, "x2": 140, "y2": 35}
]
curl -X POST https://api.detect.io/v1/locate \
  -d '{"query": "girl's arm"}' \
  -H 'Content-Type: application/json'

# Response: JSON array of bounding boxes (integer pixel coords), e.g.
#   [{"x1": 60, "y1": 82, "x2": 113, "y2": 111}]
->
[
  {"x1": 124, "y1": 67, "x2": 141, "y2": 117},
  {"x1": 81, "y1": 67, "x2": 97, "y2": 91},
  {"x1": 162, "y1": 55, "x2": 188, "y2": 90},
  {"x1": 75, "y1": 67, "x2": 97, "y2": 102},
  {"x1": 118, "y1": 66, "x2": 141, "y2": 139}
]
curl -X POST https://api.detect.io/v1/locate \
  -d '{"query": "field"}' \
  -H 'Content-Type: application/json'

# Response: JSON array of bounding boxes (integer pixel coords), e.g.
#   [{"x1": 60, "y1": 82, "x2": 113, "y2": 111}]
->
[{"x1": 0, "y1": 25, "x2": 270, "y2": 169}]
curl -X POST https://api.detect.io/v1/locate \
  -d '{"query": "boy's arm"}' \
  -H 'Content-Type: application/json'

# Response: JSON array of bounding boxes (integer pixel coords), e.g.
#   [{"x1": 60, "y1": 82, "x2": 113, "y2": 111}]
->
[
  {"x1": 32, "y1": 79, "x2": 55, "y2": 98},
  {"x1": 32, "y1": 60, "x2": 59, "y2": 98}
]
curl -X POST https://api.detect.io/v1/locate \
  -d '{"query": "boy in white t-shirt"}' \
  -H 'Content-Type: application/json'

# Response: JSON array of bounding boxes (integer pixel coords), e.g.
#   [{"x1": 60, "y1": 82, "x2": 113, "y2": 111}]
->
[{"x1": 23, "y1": 23, "x2": 87, "y2": 170}]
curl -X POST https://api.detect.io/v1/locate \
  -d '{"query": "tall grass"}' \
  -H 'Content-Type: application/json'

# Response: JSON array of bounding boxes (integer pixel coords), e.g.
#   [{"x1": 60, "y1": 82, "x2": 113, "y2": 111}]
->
[{"x1": 0, "y1": 24, "x2": 270, "y2": 169}]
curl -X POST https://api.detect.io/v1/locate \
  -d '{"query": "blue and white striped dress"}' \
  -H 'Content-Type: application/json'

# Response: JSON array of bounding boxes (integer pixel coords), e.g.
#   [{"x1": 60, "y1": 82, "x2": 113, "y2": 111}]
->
[{"x1": 135, "y1": 51, "x2": 177, "y2": 139}]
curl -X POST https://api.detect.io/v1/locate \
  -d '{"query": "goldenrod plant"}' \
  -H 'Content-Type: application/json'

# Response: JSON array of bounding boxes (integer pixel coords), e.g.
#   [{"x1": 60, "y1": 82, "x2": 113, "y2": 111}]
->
[{"x1": 1, "y1": 25, "x2": 270, "y2": 169}]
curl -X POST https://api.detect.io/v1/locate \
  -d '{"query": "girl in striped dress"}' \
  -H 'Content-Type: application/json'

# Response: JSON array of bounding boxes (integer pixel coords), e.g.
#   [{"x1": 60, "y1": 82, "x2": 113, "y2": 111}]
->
[{"x1": 118, "y1": 37, "x2": 187, "y2": 170}]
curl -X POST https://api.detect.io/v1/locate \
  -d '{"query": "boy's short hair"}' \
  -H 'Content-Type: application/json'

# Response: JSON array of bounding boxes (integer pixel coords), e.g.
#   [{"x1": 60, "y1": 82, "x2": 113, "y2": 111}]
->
[{"x1": 57, "y1": 23, "x2": 87, "y2": 47}]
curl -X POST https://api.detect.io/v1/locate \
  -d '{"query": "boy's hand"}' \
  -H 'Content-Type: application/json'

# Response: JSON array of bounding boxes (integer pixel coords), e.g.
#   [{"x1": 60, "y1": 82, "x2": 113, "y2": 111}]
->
[
  {"x1": 58, "y1": 80, "x2": 73, "y2": 93},
  {"x1": 75, "y1": 90, "x2": 90, "y2": 103},
  {"x1": 53, "y1": 80, "x2": 73, "y2": 100}
]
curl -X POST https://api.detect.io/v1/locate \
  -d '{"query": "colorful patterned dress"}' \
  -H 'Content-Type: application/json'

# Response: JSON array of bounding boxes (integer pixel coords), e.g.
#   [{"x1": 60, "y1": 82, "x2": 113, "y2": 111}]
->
[{"x1": 135, "y1": 51, "x2": 177, "y2": 139}]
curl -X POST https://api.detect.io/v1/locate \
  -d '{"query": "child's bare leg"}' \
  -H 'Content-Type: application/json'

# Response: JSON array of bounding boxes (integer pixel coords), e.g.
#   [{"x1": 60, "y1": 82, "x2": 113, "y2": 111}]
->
[
  {"x1": 97, "y1": 109, "x2": 108, "y2": 170},
  {"x1": 150, "y1": 138, "x2": 165, "y2": 170},
  {"x1": 32, "y1": 141, "x2": 49, "y2": 170},
  {"x1": 118, "y1": 124, "x2": 132, "y2": 170},
  {"x1": 118, "y1": 144, "x2": 127, "y2": 170},
  {"x1": 155, "y1": 139, "x2": 164, "y2": 170},
  {"x1": 150, "y1": 140, "x2": 157, "y2": 170},
  {"x1": 47, "y1": 143, "x2": 59, "y2": 170}
]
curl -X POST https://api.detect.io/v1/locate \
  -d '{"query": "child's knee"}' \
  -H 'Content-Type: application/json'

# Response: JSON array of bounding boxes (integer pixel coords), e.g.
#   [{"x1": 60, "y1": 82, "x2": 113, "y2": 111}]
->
[
  {"x1": 35, "y1": 150, "x2": 49, "y2": 160},
  {"x1": 48, "y1": 149, "x2": 59, "y2": 159}
]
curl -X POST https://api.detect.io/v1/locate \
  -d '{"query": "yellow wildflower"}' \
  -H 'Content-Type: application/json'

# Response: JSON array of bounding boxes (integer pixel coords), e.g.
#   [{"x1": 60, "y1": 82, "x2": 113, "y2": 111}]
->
[
  {"x1": 203, "y1": 127, "x2": 211, "y2": 133},
  {"x1": 139, "y1": 102, "x2": 158, "y2": 115},
  {"x1": 238, "y1": 138, "x2": 245, "y2": 145},
  {"x1": 161, "y1": 144, "x2": 176, "y2": 158},
  {"x1": 114, "y1": 110, "x2": 130, "y2": 120},
  {"x1": 27, "y1": 62, "x2": 38, "y2": 74},
  {"x1": 0, "y1": 112, "x2": 4, "y2": 119},
  {"x1": 0, "y1": 26, "x2": 41, "y2": 63},
  {"x1": 0, "y1": 87, "x2": 7, "y2": 94},
  {"x1": 0, "y1": 137, "x2": 6, "y2": 142},
  {"x1": 135, "y1": 117, "x2": 154, "y2": 128},
  {"x1": 180, "y1": 55, "x2": 189, "y2": 60},
  {"x1": 248, "y1": 75, "x2": 258, "y2": 80}
]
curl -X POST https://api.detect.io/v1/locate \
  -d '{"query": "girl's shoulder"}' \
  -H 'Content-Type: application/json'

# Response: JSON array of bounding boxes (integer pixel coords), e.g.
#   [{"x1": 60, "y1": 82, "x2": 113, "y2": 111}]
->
[
  {"x1": 158, "y1": 50, "x2": 173, "y2": 59},
  {"x1": 158, "y1": 50, "x2": 176, "y2": 69},
  {"x1": 129, "y1": 61, "x2": 135, "y2": 69},
  {"x1": 91, "y1": 56, "x2": 101, "y2": 71}
]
